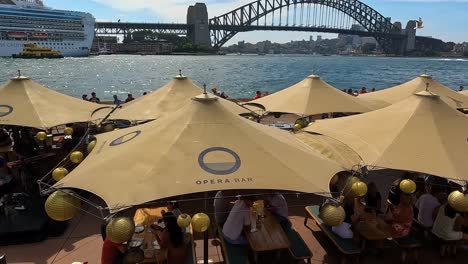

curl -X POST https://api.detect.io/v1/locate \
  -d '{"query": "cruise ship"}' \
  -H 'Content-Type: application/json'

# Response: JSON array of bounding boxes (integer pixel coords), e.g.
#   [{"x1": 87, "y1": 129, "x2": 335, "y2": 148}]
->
[{"x1": 0, "y1": 0, "x2": 95, "y2": 57}]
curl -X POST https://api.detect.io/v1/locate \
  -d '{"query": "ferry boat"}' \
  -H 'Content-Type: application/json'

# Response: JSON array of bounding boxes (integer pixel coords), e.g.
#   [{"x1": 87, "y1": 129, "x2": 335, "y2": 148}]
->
[
  {"x1": 12, "y1": 43, "x2": 63, "y2": 58},
  {"x1": 0, "y1": 0, "x2": 95, "y2": 57}
]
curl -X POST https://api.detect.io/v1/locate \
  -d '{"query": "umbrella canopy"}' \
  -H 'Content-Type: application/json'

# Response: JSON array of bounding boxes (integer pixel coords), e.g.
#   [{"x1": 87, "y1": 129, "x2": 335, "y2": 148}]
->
[
  {"x1": 109, "y1": 74, "x2": 249, "y2": 121},
  {"x1": 0, "y1": 76, "x2": 103, "y2": 129},
  {"x1": 460, "y1": 90, "x2": 468, "y2": 96},
  {"x1": 305, "y1": 91, "x2": 468, "y2": 181},
  {"x1": 360, "y1": 74, "x2": 468, "y2": 109},
  {"x1": 251, "y1": 75, "x2": 375, "y2": 116},
  {"x1": 295, "y1": 132, "x2": 363, "y2": 170},
  {"x1": 56, "y1": 93, "x2": 343, "y2": 212}
]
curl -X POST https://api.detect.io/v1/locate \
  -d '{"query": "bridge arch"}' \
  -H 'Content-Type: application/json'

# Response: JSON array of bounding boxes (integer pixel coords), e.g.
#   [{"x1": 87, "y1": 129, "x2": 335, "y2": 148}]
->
[{"x1": 209, "y1": 0, "x2": 399, "y2": 50}]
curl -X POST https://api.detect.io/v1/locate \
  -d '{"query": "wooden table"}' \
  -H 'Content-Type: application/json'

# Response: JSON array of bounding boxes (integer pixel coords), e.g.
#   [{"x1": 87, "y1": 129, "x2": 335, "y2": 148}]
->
[
  {"x1": 244, "y1": 210, "x2": 289, "y2": 263},
  {"x1": 132, "y1": 207, "x2": 168, "y2": 263}
]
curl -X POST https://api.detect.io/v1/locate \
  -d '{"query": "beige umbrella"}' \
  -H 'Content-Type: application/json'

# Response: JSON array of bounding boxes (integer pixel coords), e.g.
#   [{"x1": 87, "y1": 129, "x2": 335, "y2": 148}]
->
[
  {"x1": 295, "y1": 132, "x2": 363, "y2": 170},
  {"x1": 460, "y1": 90, "x2": 468, "y2": 96},
  {"x1": 251, "y1": 75, "x2": 375, "y2": 116},
  {"x1": 55, "y1": 93, "x2": 343, "y2": 212},
  {"x1": 305, "y1": 91, "x2": 468, "y2": 181},
  {"x1": 109, "y1": 74, "x2": 249, "y2": 121},
  {"x1": 360, "y1": 74, "x2": 468, "y2": 109},
  {"x1": 0, "y1": 75, "x2": 104, "y2": 129}
]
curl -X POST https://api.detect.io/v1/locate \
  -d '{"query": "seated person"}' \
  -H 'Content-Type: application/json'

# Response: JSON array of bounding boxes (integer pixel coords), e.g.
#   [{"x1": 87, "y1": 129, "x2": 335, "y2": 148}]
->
[
  {"x1": 355, "y1": 206, "x2": 393, "y2": 240},
  {"x1": 151, "y1": 212, "x2": 188, "y2": 264},
  {"x1": 385, "y1": 194, "x2": 414, "y2": 238},
  {"x1": 167, "y1": 201, "x2": 182, "y2": 217},
  {"x1": 214, "y1": 190, "x2": 235, "y2": 226},
  {"x1": 265, "y1": 192, "x2": 288, "y2": 224},
  {"x1": 222, "y1": 196, "x2": 255, "y2": 245},
  {"x1": 101, "y1": 237, "x2": 125, "y2": 264},
  {"x1": 331, "y1": 196, "x2": 362, "y2": 239},
  {"x1": 415, "y1": 184, "x2": 440, "y2": 228},
  {"x1": 432, "y1": 203, "x2": 468, "y2": 241},
  {"x1": 364, "y1": 182, "x2": 382, "y2": 212}
]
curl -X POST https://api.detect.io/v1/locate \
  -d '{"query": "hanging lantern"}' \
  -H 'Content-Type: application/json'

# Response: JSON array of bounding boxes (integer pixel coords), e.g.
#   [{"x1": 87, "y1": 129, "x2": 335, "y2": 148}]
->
[
  {"x1": 87, "y1": 140, "x2": 96, "y2": 154},
  {"x1": 293, "y1": 123, "x2": 302, "y2": 131},
  {"x1": 52, "y1": 167, "x2": 69, "y2": 181},
  {"x1": 177, "y1": 213, "x2": 192, "y2": 229},
  {"x1": 36, "y1": 131, "x2": 47, "y2": 141},
  {"x1": 106, "y1": 217, "x2": 135, "y2": 244},
  {"x1": 248, "y1": 116, "x2": 255, "y2": 121},
  {"x1": 103, "y1": 123, "x2": 115, "y2": 132},
  {"x1": 123, "y1": 248, "x2": 144, "y2": 264},
  {"x1": 70, "y1": 151, "x2": 84, "y2": 164},
  {"x1": 64, "y1": 127, "x2": 74, "y2": 136},
  {"x1": 295, "y1": 118, "x2": 309, "y2": 128},
  {"x1": 448, "y1": 191, "x2": 468, "y2": 213},
  {"x1": 191, "y1": 213, "x2": 210, "y2": 233},
  {"x1": 343, "y1": 176, "x2": 360, "y2": 197},
  {"x1": 319, "y1": 204, "x2": 346, "y2": 226},
  {"x1": 45, "y1": 189, "x2": 81, "y2": 221},
  {"x1": 399, "y1": 179, "x2": 416, "y2": 194},
  {"x1": 351, "y1": 181, "x2": 368, "y2": 197}
]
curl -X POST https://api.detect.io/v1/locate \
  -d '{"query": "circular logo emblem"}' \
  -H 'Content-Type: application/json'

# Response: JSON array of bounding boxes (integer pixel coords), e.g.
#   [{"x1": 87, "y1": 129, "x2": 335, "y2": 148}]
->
[
  {"x1": 198, "y1": 147, "x2": 241, "y2": 175},
  {"x1": 109, "y1": 131, "x2": 141, "y2": 146},
  {"x1": 0, "y1": 105, "x2": 13, "y2": 117}
]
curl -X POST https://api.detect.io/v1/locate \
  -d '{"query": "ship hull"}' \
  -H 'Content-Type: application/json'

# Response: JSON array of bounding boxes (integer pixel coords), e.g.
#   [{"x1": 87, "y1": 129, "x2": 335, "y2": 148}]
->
[{"x1": 0, "y1": 40, "x2": 90, "y2": 57}]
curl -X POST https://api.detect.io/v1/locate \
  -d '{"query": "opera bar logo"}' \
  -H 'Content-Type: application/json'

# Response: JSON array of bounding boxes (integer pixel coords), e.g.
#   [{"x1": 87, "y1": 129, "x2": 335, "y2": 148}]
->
[
  {"x1": 0, "y1": 105, "x2": 13, "y2": 118},
  {"x1": 196, "y1": 147, "x2": 253, "y2": 185}
]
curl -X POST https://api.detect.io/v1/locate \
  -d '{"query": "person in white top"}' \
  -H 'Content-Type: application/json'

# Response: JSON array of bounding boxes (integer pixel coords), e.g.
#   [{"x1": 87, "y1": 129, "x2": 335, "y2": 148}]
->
[
  {"x1": 432, "y1": 203, "x2": 468, "y2": 241},
  {"x1": 222, "y1": 196, "x2": 254, "y2": 244},
  {"x1": 265, "y1": 193, "x2": 289, "y2": 223},
  {"x1": 415, "y1": 185, "x2": 440, "y2": 227},
  {"x1": 214, "y1": 190, "x2": 235, "y2": 226}
]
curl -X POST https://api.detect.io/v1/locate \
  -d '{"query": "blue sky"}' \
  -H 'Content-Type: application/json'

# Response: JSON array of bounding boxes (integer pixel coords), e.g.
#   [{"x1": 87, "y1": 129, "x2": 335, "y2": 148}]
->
[{"x1": 44, "y1": 0, "x2": 468, "y2": 44}]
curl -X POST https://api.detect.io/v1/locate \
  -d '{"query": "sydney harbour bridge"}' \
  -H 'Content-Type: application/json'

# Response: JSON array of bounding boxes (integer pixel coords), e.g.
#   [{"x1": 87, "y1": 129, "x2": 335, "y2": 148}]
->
[{"x1": 94, "y1": 0, "x2": 420, "y2": 54}]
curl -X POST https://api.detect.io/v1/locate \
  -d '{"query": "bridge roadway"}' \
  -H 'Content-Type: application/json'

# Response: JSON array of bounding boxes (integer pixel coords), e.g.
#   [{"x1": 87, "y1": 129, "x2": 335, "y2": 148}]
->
[{"x1": 95, "y1": 22, "x2": 192, "y2": 34}]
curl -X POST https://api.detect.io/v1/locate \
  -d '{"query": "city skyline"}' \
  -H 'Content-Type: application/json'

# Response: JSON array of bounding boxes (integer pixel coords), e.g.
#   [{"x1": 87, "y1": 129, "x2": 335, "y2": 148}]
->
[{"x1": 45, "y1": 0, "x2": 468, "y2": 44}]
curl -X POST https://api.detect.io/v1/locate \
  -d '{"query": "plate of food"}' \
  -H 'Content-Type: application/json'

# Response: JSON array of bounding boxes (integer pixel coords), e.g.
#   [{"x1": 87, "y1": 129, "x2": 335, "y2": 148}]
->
[
  {"x1": 129, "y1": 238, "x2": 143, "y2": 248},
  {"x1": 134, "y1": 224, "x2": 145, "y2": 233}
]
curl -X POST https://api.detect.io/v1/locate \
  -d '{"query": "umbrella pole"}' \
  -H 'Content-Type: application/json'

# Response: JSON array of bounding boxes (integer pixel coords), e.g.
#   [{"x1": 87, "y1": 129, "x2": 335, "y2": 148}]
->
[{"x1": 203, "y1": 191, "x2": 208, "y2": 264}]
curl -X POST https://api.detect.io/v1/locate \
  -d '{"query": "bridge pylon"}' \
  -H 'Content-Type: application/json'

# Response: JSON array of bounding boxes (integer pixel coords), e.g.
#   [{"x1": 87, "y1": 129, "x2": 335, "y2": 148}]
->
[{"x1": 187, "y1": 3, "x2": 211, "y2": 47}]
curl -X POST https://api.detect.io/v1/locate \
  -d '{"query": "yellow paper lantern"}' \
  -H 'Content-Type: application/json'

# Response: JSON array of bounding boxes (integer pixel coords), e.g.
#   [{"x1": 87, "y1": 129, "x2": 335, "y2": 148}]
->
[
  {"x1": 103, "y1": 124, "x2": 115, "y2": 132},
  {"x1": 87, "y1": 140, "x2": 96, "y2": 154},
  {"x1": 399, "y1": 179, "x2": 416, "y2": 194},
  {"x1": 351, "y1": 181, "x2": 368, "y2": 197},
  {"x1": 45, "y1": 190, "x2": 81, "y2": 221},
  {"x1": 293, "y1": 123, "x2": 302, "y2": 131},
  {"x1": 70, "y1": 151, "x2": 84, "y2": 164},
  {"x1": 343, "y1": 176, "x2": 360, "y2": 197},
  {"x1": 177, "y1": 213, "x2": 192, "y2": 229},
  {"x1": 448, "y1": 191, "x2": 468, "y2": 213},
  {"x1": 52, "y1": 167, "x2": 69, "y2": 181},
  {"x1": 248, "y1": 116, "x2": 255, "y2": 121},
  {"x1": 319, "y1": 204, "x2": 346, "y2": 226},
  {"x1": 191, "y1": 213, "x2": 210, "y2": 233},
  {"x1": 64, "y1": 127, "x2": 74, "y2": 136},
  {"x1": 106, "y1": 217, "x2": 135, "y2": 244},
  {"x1": 36, "y1": 131, "x2": 47, "y2": 141},
  {"x1": 295, "y1": 118, "x2": 309, "y2": 128},
  {"x1": 123, "y1": 248, "x2": 144, "y2": 263}
]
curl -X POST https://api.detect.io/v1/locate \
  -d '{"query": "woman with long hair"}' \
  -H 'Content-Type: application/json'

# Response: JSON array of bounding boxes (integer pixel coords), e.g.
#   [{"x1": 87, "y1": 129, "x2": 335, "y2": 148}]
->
[{"x1": 151, "y1": 212, "x2": 188, "y2": 264}]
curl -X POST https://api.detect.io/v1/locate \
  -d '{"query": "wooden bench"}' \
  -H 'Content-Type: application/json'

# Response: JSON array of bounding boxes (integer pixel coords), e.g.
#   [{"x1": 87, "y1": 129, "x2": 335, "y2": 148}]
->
[
  {"x1": 393, "y1": 235, "x2": 422, "y2": 263},
  {"x1": 431, "y1": 231, "x2": 461, "y2": 257},
  {"x1": 216, "y1": 224, "x2": 250, "y2": 264},
  {"x1": 279, "y1": 221, "x2": 312, "y2": 263},
  {"x1": 305, "y1": 206, "x2": 361, "y2": 264}
]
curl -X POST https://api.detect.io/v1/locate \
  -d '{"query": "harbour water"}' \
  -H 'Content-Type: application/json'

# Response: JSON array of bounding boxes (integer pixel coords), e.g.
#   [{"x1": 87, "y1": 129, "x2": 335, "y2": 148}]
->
[{"x1": 1, "y1": 55, "x2": 467, "y2": 100}]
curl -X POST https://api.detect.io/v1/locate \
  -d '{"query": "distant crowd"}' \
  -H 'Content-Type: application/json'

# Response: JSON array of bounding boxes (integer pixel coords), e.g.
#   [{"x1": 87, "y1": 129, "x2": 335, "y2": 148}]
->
[{"x1": 81, "y1": 92, "x2": 151, "y2": 105}]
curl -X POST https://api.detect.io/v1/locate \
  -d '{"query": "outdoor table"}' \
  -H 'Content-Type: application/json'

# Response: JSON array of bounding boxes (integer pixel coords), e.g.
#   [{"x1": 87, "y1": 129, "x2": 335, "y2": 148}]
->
[
  {"x1": 132, "y1": 207, "x2": 168, "y2": 263},
  {"x1": 244, "y1": 209, "x2": 289, "y2": 263}
]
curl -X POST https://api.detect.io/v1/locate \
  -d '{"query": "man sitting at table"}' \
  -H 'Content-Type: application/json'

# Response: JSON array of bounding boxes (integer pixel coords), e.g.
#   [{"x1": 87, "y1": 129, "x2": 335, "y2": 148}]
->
[
  {"x1": 222, "y1": 196, "x2": 255, "y2": 245},
  {"x1": 265, "y1": 193, "x2": 289, "y2": 224}
]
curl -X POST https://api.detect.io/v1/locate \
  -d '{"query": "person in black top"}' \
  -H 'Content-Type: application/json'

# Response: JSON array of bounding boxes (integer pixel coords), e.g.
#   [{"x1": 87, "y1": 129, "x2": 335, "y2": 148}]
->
[
  {"x1": 89, "y1": 92, "x2": 100, "y2": 103},
  {"x1": 365, "y1": 182, "x2": 382, "y2": 212}
]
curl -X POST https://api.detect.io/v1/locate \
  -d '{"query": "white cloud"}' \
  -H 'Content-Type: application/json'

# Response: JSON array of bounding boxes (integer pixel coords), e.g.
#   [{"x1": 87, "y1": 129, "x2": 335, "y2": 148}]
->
[{"x1": 92, "y1": 0, "x2": 255, "y2": 22}]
